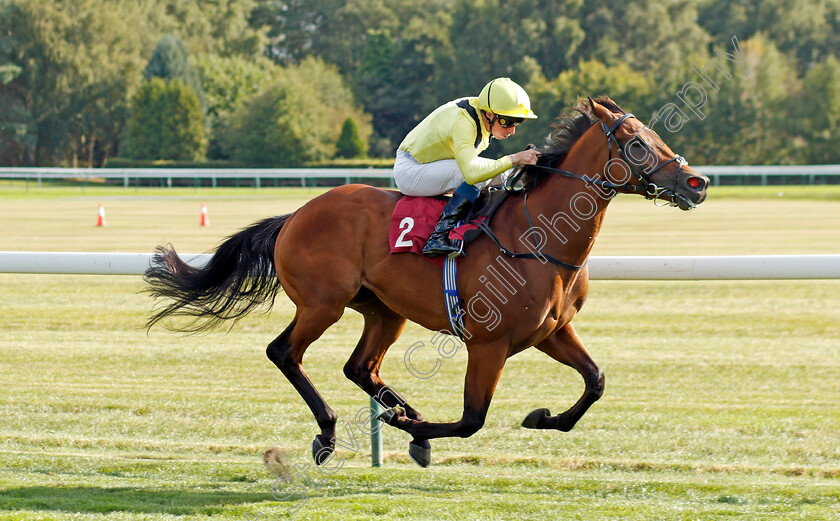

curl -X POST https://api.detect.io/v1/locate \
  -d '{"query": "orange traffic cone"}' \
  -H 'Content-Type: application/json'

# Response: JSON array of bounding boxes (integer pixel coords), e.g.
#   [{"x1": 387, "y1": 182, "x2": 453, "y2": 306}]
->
[
  {"x1": 96, "y1": 203, "x2": 106, "y2": 227},
  {"x1": 200, "y1": 203, "x2": 209, "y2": 227}
]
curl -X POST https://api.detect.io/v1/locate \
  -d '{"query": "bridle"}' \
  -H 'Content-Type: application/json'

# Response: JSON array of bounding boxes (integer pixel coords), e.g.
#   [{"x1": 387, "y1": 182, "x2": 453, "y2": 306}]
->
[
  {"x1": 483, "y1": 111, "x2": 698, "y2": 270},
  {"x1": 507, "y1": 113, "x2": 697, "y2": 210},
  {"x1": 600, "y1": 113, "x2": 694, "y2": 209}
]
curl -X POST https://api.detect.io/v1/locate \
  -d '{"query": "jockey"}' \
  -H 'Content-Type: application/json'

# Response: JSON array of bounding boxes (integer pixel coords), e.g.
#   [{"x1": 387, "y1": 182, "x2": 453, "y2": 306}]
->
[{"x1": 394, "y1": 77, "x2": 541, "y2": 257}]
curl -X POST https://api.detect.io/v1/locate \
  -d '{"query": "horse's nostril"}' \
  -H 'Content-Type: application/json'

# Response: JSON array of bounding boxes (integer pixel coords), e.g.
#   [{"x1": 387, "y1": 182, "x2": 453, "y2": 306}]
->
[{"x1": 687, "y1": 176, "x2": 705, "y2": 190}]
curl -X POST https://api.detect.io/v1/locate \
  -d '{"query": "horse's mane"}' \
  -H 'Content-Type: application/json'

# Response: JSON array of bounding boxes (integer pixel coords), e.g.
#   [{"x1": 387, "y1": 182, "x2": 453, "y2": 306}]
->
[{"x1": 522, "y1": 96, "x2": 624, "y2": 189}]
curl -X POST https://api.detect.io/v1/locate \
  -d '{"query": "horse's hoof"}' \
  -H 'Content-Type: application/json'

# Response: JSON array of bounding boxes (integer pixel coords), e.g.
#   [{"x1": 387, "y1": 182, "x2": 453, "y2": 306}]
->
[
  {"x1": 522, "y1": 408, "x2": 552, "y2": 429},
  {"x1": 311, "y1": 435, "x2": 334, "y2": 465},
  {"x1": 409, "y1": 439, "x2": 431, "y2": 468},
  {"x1": 377, "y1": 406, "x2": 405, "y2": 426}
]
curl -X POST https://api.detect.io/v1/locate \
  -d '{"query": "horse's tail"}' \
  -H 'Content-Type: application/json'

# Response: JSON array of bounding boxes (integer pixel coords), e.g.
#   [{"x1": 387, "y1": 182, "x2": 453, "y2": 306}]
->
[{"x1": 144, "y1": 214, "x2": 291, "y2": 333}]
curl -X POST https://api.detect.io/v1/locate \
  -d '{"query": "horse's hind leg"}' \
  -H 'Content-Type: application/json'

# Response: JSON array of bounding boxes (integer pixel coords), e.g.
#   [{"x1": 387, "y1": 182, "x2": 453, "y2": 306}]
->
[
  {"x1": 343, "y1": 298, "x2": 432, "y2": 465},
  {"x1": 266, "y1": 305, "x2": 345, "y2": 465},
  {"x1": 522, "y1": 323, "x2": 604, "y2": 431}
]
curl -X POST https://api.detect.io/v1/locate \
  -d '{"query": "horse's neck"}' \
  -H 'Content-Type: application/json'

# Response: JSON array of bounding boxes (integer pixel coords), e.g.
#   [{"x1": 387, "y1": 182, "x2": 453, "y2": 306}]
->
[{"x1": 527, "y1": 129, "x2": 613, "y2": 266}]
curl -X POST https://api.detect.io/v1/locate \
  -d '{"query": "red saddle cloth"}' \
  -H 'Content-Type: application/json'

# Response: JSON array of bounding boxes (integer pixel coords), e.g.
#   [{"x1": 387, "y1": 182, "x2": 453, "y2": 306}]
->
[
  {"x1": 389, "y1": 196, "x2": 445, "y2": 256},
  {"x1": 388, "y1": 196, "x2": 483, "y2": 261}
]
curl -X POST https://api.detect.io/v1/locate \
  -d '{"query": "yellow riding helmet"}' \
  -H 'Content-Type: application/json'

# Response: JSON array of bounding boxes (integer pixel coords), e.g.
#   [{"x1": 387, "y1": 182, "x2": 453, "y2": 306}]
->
[{"x1": 476, "y1": 77, "x2": 538, "y2": 119}]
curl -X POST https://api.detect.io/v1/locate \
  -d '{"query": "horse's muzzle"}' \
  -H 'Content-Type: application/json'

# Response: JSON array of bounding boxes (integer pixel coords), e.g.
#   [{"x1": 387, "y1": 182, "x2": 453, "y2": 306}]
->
[{"x1": 676, "y1": 174, "x2": 709, "y2": 210}]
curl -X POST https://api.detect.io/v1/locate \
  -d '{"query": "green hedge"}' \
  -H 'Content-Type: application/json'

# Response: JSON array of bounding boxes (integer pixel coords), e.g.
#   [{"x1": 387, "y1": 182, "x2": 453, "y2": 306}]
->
[
  {"x1": 105, "y1": 157, "x2": 394, "y2": 169},
  {"x1": 307, "y1": 158, "x2": 394, "y2": 168},
  {"x1": 105, "y1": 157, "x2": 253, "y2": 169}
]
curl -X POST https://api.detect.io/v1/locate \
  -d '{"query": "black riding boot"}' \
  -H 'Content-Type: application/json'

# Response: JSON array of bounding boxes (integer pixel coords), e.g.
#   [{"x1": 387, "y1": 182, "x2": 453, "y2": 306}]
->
[{"x1": 422, "y1": 192, "x2": 473, "y2": 258}]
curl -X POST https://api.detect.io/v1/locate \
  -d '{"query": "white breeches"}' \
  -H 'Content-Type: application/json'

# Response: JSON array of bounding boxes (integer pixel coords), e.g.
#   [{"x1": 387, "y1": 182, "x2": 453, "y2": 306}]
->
[{"x1": 393, "y1": 150, "x2": 503, "y2": 196}]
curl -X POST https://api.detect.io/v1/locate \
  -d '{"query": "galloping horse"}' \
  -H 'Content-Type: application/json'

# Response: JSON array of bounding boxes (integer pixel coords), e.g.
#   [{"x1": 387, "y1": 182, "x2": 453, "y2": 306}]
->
[{"x1": 145, "y1": 97, "x2": 709, "y2": 467}]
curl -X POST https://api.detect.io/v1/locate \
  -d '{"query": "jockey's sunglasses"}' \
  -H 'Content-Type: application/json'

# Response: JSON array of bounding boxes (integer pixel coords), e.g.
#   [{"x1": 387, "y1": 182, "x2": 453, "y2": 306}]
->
[{"x1": 496, "y1": 114, "x2": 524, "y2": 128}]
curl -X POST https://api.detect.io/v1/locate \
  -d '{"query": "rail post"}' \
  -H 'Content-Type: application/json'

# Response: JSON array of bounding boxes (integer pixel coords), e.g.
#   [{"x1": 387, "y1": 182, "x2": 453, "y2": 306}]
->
[{"x1": 370, "y1": 397, "x2": 383, "y2": 467}]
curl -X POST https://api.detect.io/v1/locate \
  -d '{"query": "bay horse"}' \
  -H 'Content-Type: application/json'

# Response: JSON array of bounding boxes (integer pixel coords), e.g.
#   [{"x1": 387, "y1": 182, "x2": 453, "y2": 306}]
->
[{"x1": 145, "y1": 97, "x2": 709, "y2": 467}]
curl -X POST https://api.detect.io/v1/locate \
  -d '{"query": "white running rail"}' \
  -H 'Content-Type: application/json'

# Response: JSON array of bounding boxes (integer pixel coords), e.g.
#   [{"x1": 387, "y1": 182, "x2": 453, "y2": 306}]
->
[{"x1": 1, "y1": 252, "x2": 839, "y2": 279}]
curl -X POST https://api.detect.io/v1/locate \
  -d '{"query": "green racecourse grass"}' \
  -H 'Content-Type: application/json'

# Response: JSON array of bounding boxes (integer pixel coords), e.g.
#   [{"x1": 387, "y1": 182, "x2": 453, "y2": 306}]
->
[{"x1": 0, "y1": 183, "x2": 838, "y2": 520}]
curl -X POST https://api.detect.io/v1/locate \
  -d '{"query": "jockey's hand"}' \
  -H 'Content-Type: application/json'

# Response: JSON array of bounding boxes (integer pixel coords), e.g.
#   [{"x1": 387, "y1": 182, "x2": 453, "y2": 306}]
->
[{"x1": 510, "y1": 148, "x2": 541, "y2": 166}]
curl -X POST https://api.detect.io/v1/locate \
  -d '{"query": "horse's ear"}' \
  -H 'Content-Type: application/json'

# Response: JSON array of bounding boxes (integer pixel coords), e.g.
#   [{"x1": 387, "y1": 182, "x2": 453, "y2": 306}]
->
[{"x1": 588, "y1": 97, "x2": 617, "y2": 125}]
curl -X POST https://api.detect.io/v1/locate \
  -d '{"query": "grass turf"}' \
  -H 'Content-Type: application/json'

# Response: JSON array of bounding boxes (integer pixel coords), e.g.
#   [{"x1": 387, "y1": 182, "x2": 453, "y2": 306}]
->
[{"x1": 0, "y1": 185, "x2": 838, "y2": 519}]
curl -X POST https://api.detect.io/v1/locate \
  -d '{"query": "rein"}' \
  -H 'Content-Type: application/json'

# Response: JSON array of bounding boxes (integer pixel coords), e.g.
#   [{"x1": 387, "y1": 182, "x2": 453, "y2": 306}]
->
[{"x1": 474, "y1": 193, "x2": 586, "y2": 271}]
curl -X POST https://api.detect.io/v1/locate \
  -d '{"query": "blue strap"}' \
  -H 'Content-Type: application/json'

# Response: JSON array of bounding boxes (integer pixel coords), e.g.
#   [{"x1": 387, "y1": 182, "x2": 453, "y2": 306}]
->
[{"x1": 443, "y1": 256, "x2": 466, "y2": 340}]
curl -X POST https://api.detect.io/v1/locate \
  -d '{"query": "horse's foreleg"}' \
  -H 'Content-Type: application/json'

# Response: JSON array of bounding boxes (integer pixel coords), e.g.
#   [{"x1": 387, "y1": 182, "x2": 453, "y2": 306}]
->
[
  {"x1": 266, "y1": 307, "x2": 344, "y2": 465},
  {"x1": 379, "y1": 341, "x2": 508, "y2": 466},
  {"x1": 523, "y1": 323, "x2": 604, "y2": 431}
]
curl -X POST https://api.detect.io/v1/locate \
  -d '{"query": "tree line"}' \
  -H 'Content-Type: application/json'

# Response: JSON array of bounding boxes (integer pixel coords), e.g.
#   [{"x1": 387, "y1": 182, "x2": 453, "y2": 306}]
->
[{"x1": 1, "y1": 0, "x2": 838, "y2": 167}]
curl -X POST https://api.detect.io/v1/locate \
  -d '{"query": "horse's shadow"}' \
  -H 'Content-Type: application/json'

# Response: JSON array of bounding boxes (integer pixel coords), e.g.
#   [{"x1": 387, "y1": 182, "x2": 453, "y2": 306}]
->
[{"x1": 0, "y1": 485, "x2": 290, "y2": 515}]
